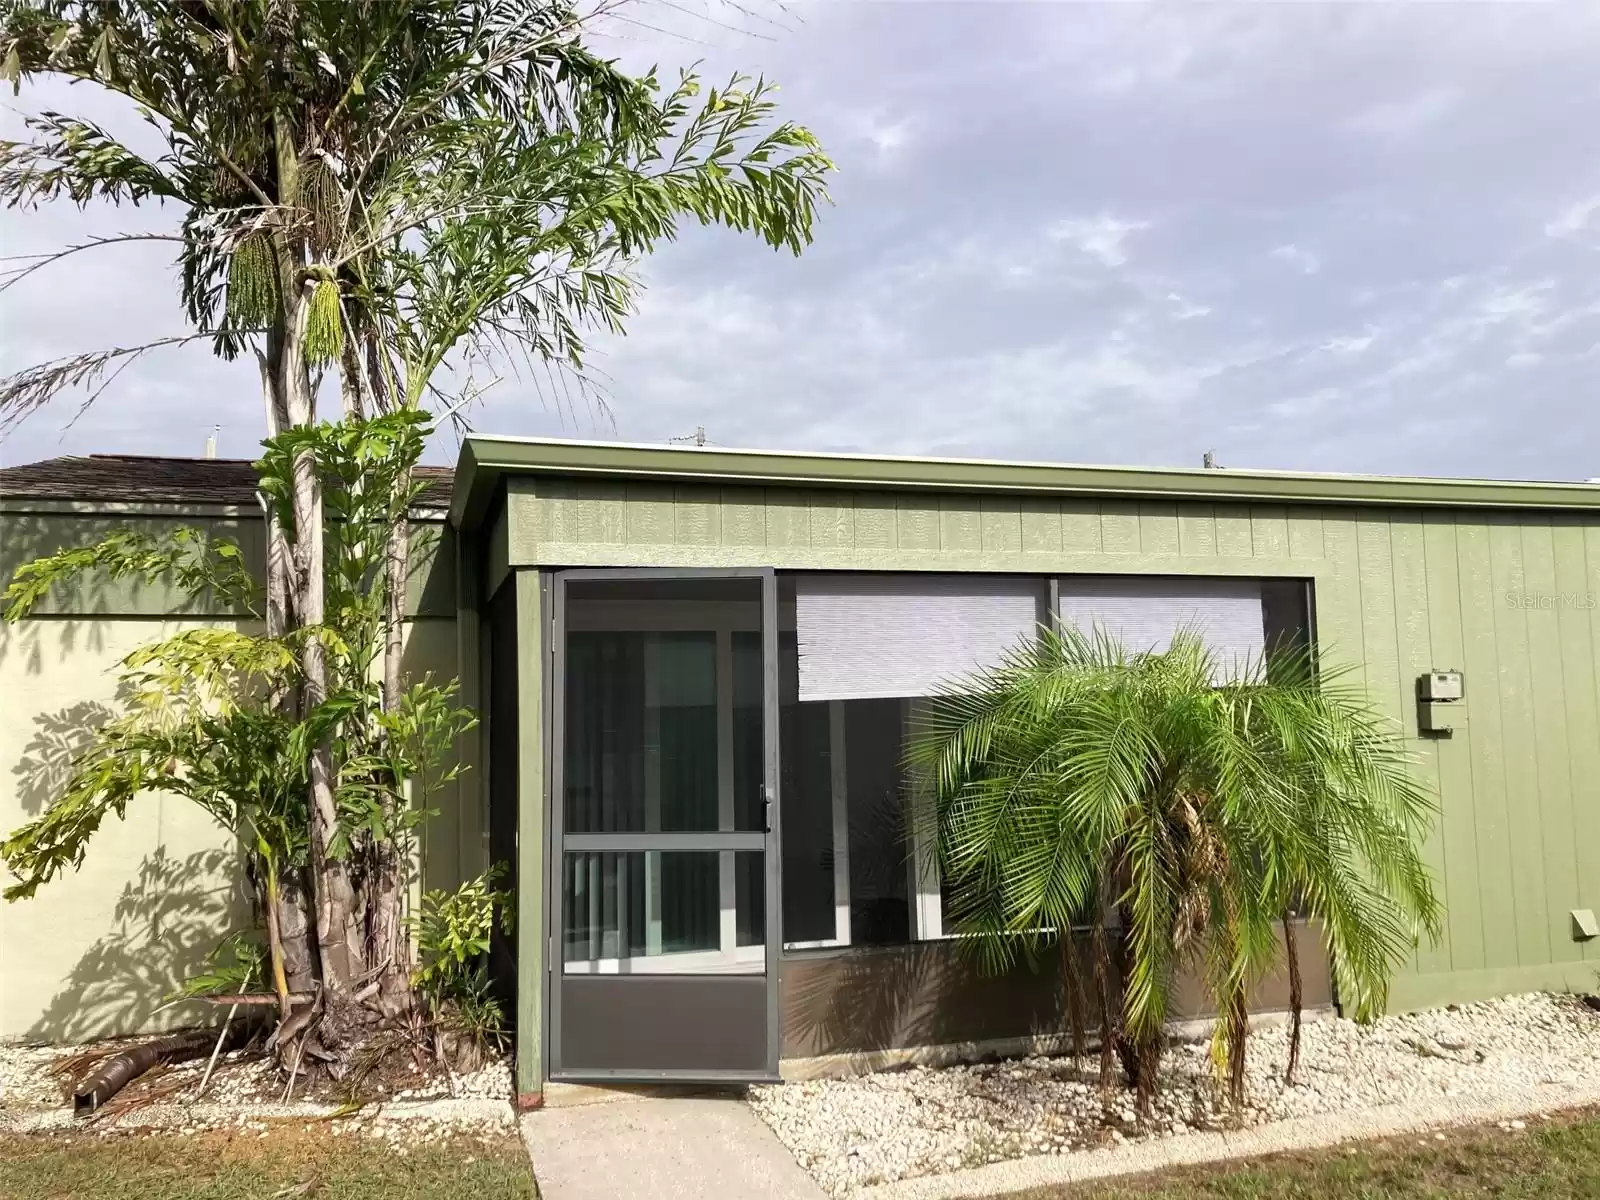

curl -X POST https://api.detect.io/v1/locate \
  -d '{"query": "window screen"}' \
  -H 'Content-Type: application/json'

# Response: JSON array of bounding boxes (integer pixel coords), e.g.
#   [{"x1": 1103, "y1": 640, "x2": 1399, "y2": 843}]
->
[
  {"x1": 794, "y1": 574, "x2": 1047, "y2": 702},
  {"x1": 1054, "y1": 575, "x2": 1266, "y2": 680}
]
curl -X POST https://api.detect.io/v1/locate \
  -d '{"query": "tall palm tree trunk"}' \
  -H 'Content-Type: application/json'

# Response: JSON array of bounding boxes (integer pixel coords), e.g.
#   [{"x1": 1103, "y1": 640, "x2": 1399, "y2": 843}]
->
[
  {"x1": 269, "y1": 114, "x2": 366, "y2": 998},
  {"x1": 361, "y1": 333, "x2": 413, "y2": 1008},
  {"x1": 370, "y1": 493, "x2": 412, "y2": 1007},
  {"x1": 259, "y1": 337, "x2": 318, "y2": 1004},
  {"x1": 282, "y1": 327, "x2": 365, "y2": 992}
]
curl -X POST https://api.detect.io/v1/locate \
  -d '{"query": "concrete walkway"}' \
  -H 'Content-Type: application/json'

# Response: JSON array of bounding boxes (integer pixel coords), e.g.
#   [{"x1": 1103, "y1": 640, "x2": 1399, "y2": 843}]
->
[{"x1": 521, "y1": 1094, "x2": 826, "y2": 1200}]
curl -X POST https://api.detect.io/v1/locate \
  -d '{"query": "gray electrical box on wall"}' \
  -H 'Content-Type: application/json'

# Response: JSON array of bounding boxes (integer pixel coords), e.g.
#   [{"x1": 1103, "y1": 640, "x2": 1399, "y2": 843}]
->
[
  {"x1": 1419, "y1": 670, "x2": 1464, "y2": 702},
  {"x1": 1417, "y1": 670, "x2": 1465, "y2": 735}
]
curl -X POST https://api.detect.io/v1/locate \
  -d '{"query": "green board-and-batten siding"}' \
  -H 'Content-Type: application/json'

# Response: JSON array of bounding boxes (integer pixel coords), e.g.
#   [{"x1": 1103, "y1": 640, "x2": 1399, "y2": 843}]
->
[{"x1": 504, "y1": 477, "x2": 1600, "y2": 1010}]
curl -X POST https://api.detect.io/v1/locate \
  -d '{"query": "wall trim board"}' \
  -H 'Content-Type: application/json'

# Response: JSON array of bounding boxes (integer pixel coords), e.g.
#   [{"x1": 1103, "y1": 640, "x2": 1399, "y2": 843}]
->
[
  {"x1": 513, "y1": 568, "x2": 546, "y2": 1098},
  {"x1": 509, "y1": 544, "x2": 1332, "y2": 580}
]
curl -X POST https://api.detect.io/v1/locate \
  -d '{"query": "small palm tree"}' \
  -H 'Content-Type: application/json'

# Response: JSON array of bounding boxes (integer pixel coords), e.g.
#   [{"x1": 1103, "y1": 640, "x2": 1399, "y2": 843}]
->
[{"x1": 908, "y1": 626, "x2": 1442, "y2": 1116}]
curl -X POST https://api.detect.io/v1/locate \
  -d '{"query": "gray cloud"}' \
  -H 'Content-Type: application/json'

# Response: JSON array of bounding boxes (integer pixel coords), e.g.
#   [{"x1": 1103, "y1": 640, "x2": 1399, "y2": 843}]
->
[{"x1": 5, "y1": 3, "x2": 1600, "y2": 480}]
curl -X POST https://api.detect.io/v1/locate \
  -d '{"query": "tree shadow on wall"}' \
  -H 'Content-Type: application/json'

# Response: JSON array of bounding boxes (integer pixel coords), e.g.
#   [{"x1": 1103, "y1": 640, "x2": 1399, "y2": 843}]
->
[
  {"x1": 11, "y1": 699, "x2": 117, "y2": 818},
  {"x1": 782, "y1": 924, "x2": 1329, "y2": 1076},
  {"x1": 782, "y1": 943, "x2": 943, "y2": 1058},
  {"x1": 25, "y1": 845, "x2": 252, "y2": 1043},
  {"x1": 0, "y1": 510, "x2": 266, "y2": 676},
  {"x1": 0, "y1": 516, "x2": 138, "y2": 676}
]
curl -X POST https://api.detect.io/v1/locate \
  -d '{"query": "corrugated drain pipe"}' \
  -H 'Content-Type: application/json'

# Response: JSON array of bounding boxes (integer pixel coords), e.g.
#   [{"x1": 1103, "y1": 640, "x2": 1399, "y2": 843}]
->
[{"x1": 74, "y1": 1024, "x2": 255, "y2": 1115}]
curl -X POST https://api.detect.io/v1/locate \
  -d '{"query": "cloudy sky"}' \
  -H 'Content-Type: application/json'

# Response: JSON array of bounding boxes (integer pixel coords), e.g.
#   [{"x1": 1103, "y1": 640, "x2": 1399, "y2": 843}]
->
[{"x1": 4, "y1": 3, "x2": 1600, "y2": 480}]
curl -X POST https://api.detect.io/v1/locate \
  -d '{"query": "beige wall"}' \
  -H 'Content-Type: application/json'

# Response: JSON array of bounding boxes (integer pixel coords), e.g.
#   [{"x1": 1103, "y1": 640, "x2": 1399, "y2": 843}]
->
[
  {"x1": 0, "y1": 510, "x2": 471, "y2": 1042},
  {"x1": 0, "y1": 616, "x2": 252, "y2": 1040}
]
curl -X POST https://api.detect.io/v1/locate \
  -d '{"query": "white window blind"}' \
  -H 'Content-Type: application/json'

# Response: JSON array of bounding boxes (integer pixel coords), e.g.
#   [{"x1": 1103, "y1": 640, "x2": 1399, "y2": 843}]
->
[
  {"x1": 794, "y1": 575, "x2": 1046, "y2": 702},
  {"x1": 1055, "y1": 576, "x2": 1266, "y2": 680}
]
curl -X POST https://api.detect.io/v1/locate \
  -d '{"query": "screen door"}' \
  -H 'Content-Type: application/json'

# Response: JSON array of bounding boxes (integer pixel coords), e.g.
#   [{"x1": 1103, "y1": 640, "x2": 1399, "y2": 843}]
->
[{"x1": 549, "y1": 569, "x2": 780, "y2": 1081}]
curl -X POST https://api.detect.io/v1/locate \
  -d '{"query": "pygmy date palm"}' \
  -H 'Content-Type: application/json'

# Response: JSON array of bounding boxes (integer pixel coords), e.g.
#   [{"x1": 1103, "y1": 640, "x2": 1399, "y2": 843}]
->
[{"x1": 909, "y1": 626, "x2": 1442, "y2": 1116}]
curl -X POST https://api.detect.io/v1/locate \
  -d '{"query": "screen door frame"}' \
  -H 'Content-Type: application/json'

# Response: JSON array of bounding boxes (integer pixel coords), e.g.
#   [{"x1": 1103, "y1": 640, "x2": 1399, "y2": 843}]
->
[{"x1": 546, "y1": 567, "x2": 781, "y2": 1083}]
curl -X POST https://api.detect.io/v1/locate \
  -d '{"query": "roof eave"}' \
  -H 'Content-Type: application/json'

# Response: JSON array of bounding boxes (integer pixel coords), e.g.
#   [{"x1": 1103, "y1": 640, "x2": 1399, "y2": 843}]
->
[
  {"x1": 449, "y1": 436, "x2": 1600, "y2": 526},
  {"x1": 449, "y1": 440, "x2": 495, "y2": 530}
]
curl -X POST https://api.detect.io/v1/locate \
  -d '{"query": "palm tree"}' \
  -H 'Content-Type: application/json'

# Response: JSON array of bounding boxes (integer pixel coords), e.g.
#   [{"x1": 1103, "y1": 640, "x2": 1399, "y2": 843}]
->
[
  {"x1": 908, "y1": 625, "x2": 1442, "y2": 1117},
  {"x1": 1, "y1": 0, "x2": 831, "y2": 1051}
]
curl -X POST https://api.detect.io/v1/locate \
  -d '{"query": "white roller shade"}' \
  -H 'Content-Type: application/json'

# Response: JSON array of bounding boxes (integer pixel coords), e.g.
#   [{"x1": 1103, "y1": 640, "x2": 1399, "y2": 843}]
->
[
  {"x1": 1055, "y1": 576, "x2": 1265, "y2": 680},
  {"x1": 795, "y1": 575, "x2": 1045, "y2": 702}
]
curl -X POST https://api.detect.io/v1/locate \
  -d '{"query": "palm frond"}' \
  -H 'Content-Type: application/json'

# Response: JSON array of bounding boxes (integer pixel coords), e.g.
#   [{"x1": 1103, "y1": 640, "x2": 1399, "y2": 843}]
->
[{"x1": 910, "y1": 621, "x2": 1443, "y2": 1109}]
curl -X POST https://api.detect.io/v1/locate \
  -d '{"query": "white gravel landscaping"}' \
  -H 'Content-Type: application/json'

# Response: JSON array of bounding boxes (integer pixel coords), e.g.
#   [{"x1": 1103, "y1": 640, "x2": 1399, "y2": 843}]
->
[{"x1": 748, "y1": 991, "x2": 1600, "y2": 1197}]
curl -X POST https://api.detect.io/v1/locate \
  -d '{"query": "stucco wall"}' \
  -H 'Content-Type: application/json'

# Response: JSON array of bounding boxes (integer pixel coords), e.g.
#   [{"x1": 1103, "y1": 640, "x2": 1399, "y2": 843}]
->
[
  {"x1": 0, "y1": 615, "x2": 253, "y2": 1040},
  {"x1": 0, "y1": 509, "x2": 472, "y2": 1041},
  {"x1": 504, "y1": 477, "x2": 1600, "y2": 1011}
]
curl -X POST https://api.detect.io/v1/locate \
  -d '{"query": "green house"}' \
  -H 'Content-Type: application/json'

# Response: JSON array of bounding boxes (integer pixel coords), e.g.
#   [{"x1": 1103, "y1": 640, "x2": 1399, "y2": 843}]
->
[{"x1": 5, "y1": 438, "x2": 1600, "y2": 1106}]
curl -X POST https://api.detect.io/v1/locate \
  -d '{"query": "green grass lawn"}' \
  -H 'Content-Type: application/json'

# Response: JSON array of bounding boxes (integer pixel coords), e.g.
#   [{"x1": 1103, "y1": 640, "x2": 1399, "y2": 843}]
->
[
  {"x1": 0, "y1": 1124, "x2": 536, "y2": 1200},
  {"x1": 1013, "y1": 1107, "x2": 1600, "y2": 1198},
  {"x1": 7, "y1": 1109, "x2": 1598, "y2": 1200}
]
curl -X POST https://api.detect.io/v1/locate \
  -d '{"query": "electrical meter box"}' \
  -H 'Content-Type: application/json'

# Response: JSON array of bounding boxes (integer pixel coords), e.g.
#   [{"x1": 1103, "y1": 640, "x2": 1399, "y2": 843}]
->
[
  {"x1": 1417, "y1": 670, "x2": 1465, "y2": 735},
  {"x1": 1418, "y1": 670, "x2": 1464, "y2": 702}
]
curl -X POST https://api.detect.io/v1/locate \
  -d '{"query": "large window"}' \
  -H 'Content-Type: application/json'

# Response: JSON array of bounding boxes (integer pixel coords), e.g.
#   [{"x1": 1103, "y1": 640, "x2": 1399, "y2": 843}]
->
[
  {"x1": 776, "y1": 571, "x2": 1312, "y2": 954},
  {"x1": 777, "y1": 574, "x2": 1050, "y2": 950},
  {"x1": 779, "y1": 691, "x2": 916, "y2": 948}
]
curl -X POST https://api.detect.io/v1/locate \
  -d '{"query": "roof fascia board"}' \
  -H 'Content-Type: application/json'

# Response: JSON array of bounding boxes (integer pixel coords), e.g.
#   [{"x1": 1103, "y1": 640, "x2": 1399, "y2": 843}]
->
[{"x1": 450, "y1": 436, "x2": 1600, "y2": 525}]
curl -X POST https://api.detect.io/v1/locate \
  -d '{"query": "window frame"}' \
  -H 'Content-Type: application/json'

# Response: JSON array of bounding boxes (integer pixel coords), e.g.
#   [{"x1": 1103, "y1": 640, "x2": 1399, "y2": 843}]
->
[{"x1": 781, "y1": 572, "x2": 1054, "y2": 952}]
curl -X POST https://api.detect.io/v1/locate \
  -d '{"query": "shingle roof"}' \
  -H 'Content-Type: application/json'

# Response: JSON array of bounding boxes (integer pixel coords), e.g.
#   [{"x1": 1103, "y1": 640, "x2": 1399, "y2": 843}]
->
[{"x1": 0, "y1": 454, "x2": 455, "y2": 510}]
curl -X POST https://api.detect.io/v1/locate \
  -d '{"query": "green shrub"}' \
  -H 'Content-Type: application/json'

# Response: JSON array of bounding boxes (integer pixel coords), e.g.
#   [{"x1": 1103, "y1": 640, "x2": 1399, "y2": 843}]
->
[{"x1": 412, "y1": 865, "x2": 513, "y2": 1051}]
